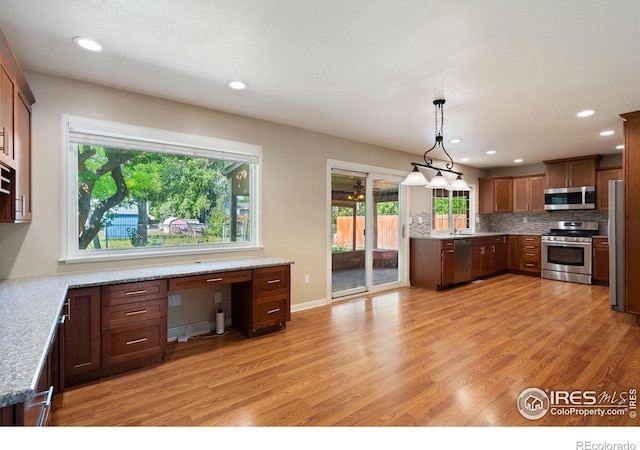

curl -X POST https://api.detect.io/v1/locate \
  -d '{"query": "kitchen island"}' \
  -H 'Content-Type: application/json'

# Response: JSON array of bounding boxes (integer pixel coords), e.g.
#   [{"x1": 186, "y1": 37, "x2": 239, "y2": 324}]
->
[{"x1": 0, "y1": 256, "x2": 293, "y2": 423}]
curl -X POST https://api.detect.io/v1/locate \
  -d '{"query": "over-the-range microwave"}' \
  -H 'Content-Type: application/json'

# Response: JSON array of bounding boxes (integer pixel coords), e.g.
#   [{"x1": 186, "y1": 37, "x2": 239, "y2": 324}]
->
[{"x1": 544, "y1": 186, "x2": 596, "y2": 210}]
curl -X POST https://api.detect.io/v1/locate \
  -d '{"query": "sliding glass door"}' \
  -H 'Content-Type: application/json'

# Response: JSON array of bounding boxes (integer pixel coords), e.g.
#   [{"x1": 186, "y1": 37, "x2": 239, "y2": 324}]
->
[{"x1": 330, "y1": 168, "x2": 403, "y2": 298}]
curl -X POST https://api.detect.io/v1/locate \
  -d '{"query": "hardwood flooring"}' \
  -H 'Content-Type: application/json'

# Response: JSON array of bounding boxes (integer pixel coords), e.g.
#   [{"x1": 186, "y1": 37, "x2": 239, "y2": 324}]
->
[{"x1": 52, "y1": 274, "x2": 640, "y2": 427}]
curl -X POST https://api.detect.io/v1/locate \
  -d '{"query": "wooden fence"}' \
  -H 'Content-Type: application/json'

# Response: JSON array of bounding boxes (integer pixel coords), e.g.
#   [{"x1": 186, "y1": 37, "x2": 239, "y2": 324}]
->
[{"x1": 335, "y1": 216, "x2": 398, "y2": 250}]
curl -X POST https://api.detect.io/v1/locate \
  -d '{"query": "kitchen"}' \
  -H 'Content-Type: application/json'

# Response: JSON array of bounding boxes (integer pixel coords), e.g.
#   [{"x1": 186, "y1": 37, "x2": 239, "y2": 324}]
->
[{"x1": 1, "y1": 1, "x2": 640, "y2": 444}]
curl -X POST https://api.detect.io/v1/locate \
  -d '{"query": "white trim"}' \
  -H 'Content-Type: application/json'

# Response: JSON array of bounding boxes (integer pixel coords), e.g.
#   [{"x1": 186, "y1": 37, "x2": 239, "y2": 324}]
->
[
  {"x1": 60, "y1": 114, "x2": 263, "y2": 263},
  {"x1": 326, "y1": 159, "x2": 410, "y2": 302},
  {"x1": 290, "y1": 298, "x2": 329, "y2": 312}
]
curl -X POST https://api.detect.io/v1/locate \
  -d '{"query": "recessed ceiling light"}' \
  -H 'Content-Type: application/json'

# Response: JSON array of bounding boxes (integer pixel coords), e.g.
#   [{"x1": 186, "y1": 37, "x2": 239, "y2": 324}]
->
[
  {"x1": 514, "y1": 159, "x2": 523, "y2": 163},
  {"x1": 486, "y1": 150, "x2": 496, "y2": 155},
  {"x1": 600, "y1": 130, "x2": 615, "y2": 136},
  {"x1": 229, "y1": 80, "x2": 248, "y2": 90},
  {"x1": 450, "y1": 139, "x2": 461, "y2": 144},
  {"x1": 72, "y1": 36, "x2": 103, "y2": 52},
  {"x1": 577, "y1": 109, "x2": 595, "y2": 118},
  {"x1": 460, "y1": 158, "x2": 469, "y2": 162},
  {"x1": 616, "y1": 144, "x2": 624, "y2": 150}
]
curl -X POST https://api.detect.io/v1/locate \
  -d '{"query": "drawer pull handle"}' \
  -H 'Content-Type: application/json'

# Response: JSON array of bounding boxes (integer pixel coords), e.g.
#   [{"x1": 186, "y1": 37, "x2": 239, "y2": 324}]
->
[
  {"x1": 525, "y1": 263, "x2": 535, "y2": 267},
  {"x1": 601, "y1": 242, "x2": 609, "y2": 246},
  {"x1": 125, "y1": 289, "x2": 148, "y2": 296},
  {"x1": 525, "y1": 253, "x2": 535, "y2": 257},
  {"x1": 125, "y1": 309, "x2": 147, "y2": 316},
  {"x1": 206, "y1": 277, "x2": 224, "y2": 283},
  {"x1": 525, "y1": 245, "x2": 535, "y2": 249},
  {"x1": 267, "y1": 308, "x2": 281, "y2": 314},
  {"x1": 126, "y1": 337, "x2": 148, "y2": 345},
  {"x1": 267, "y1": 279, "x2": 281, "y2": 284}
]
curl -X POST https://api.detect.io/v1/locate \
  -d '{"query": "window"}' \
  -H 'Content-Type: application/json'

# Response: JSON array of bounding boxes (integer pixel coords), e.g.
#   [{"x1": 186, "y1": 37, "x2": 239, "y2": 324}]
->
[
  {"x1": 61, "y1": 116, "x2": 261, "y2": 262},
  {"x1": 431, "y1": 188, "x2": 470, "y2": 232}
]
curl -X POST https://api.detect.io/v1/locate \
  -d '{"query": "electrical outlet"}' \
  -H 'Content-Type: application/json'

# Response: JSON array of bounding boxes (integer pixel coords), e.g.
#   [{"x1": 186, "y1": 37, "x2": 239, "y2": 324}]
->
[
  {"x1": 213, "y1": 291, "x2": 222, "y2": 304},
  {"x1": 523, "y1": 216, "x2": 528, "y2": 223},
  {"x1": 304, "y1": 274, "x2": 310, "y2": 284}
]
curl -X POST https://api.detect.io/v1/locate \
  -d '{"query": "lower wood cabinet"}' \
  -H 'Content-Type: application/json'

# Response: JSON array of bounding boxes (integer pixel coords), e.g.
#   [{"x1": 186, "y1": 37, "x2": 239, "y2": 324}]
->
[
  {"x1": 471, "y1": 235, "x2": 507, "y2": 279},
  {"x1": 592, "y1": 237, "x2": 609, "y2": 284},
  {"x1": 518, "y1": 235, "x2": 541, "y2": 274},
  {"x1": 64, "y1": 287, "x2": 101, "y2": 387}
]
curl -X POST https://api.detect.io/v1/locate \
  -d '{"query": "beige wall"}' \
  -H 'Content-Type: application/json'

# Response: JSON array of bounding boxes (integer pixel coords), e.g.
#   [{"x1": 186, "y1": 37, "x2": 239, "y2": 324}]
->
[{"x1": 0, "y1": 71, "x2": 483, "y2": 306}]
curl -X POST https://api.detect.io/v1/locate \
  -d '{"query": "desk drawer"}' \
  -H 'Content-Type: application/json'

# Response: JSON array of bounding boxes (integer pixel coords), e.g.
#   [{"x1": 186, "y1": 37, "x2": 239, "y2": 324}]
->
[
  {"x1": 102, "y1": 298, "x2": 167, "y2": 328},
  {"x1": 102, "y1": 279, "x2": 167, "y2": 306},
  {"x1": 255, "y1": 297, "x2": 289, "y2": 326},
  {"x1": 253, "y1": 266, "x2": 290, "y2": 298},
  {"x1": 102, "y1": 318, "x2": 166, "y2": 366},
  {"x1": 168, "y1": 270, "x2": 252, "y2": 290}
]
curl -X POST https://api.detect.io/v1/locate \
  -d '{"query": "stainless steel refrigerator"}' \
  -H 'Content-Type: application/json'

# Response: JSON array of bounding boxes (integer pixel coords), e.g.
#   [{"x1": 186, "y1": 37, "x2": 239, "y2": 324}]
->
[{"x1": 609, "y1": 179, "x2": 624, "y2": 312}]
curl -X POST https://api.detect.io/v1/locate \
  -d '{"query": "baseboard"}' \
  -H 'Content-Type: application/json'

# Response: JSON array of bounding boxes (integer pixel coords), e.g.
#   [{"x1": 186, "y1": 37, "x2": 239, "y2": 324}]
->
[{"x1": 291, "y1": 298, "x2": 328, "y2": 312}]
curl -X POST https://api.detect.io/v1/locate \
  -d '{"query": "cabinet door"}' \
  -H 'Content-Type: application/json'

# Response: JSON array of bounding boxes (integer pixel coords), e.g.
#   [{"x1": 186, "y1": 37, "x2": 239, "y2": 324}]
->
[
  {"x1": 529, "y1": 175, "x2": 545, "y2": 212},
  {"x1": 596, "y1": 167, "x2": 623, "y2": 211},
  {"x1": 471, "y1": 245, "x2": 484, "y2": 279},
  {"x1": 13, "y1": 92, "x2": 30, "y2": 221},
  {"x1": 569, "y1": 159, "x2": 597, "y2": 187},
  {"x1": 494, "y1": 178, "x2": 513, "y2": 212},
  {"x1": 64, "y1": 287, "x2": 101, "y2": 385},
  {"x1": 512, "y1": 177, "x2": 531, "y2": 213},
  {"x1": 441, "y1": 249, "x2": 455, "y2": 285},
  {"x1": 546, "y1": 162, "x2": 568, "y2": 188},
  {"x1": 478, "y1": 177, "x2": 494, "y2": 213},
  {"x1": 592, "y1": 238, "x2": 610, "y2": 282},
  {"x1": 0, "y1": 64, "x2": 14, "y2": 166},
  {"x1": 507, "y1": 236, "x2": 520, "y2": 270}
]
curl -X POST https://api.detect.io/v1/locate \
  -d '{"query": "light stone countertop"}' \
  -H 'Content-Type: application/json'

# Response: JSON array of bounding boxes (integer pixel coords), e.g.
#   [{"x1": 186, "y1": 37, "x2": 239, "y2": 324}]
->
[
  {"x1": 0, "y1": 256, "x2": 293, "y2": 408},
  {"x1": 410, "y1": 231, "x2": 520, "y2": 240}
]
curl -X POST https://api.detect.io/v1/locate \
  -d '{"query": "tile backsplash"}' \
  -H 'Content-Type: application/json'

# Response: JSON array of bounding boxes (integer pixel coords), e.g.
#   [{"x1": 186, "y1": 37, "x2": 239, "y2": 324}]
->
[{"x1": 410, "y1": 210, "x2": 609, "y2": 236}]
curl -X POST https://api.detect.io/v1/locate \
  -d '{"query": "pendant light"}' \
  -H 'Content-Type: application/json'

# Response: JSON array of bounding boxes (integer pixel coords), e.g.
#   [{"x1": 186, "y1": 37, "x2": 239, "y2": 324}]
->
[{"x1": 401, "y1": 99, "x2": 470, "y2": 191}]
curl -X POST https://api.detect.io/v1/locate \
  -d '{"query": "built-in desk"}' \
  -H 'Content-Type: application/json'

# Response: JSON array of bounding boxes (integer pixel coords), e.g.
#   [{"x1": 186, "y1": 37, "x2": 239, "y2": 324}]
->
[{"x1": 0, "y1": 256, "x2": 293, "y2": 424}]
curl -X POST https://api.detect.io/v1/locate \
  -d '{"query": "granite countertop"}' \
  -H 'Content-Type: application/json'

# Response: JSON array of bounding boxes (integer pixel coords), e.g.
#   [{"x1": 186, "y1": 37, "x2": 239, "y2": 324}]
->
[
  {"x1": 0, "y1": 256, "x2": 294, "y2": 408},
  {"x1": 410, "y1": 231, "x2": 516, "y2": 240}
]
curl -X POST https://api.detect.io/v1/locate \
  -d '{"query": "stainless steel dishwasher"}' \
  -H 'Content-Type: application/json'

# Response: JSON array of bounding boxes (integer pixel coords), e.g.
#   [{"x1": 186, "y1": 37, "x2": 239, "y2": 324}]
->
[{"x1": 453, "y1": 238, "x2": 472, "y2": 284}]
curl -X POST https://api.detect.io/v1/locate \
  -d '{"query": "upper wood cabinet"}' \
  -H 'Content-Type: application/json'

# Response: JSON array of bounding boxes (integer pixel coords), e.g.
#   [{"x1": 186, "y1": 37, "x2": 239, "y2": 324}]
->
[
  {"x1": 512, "y1": 174, "x2": 545, "y2": 213},
  {"x1": 478, "y1": 177, "x2": 513, "y2": 213},
  {"x1": 595, "y1": 166, "x2": 623, "y2": 211},
  {"x1": 543, "y1": 155, "x2": 602, "y2": 188},
  {"x1": 0, "y1": 26, "x2": 35, "y2": 223}
]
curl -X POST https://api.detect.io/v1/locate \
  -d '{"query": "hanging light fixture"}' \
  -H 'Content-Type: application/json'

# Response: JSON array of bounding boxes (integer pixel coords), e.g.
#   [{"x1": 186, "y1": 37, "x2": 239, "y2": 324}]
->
[
  {"x1": 401, "y1": 99, "x2": 470, "y2": 191},
  {"x1": 345, "y1": 181, "x2": 365, "y2": 202}
]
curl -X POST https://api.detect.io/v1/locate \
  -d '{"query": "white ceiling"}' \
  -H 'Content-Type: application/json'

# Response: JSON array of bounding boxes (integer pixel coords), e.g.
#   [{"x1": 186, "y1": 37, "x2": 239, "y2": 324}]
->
[{"x1": 1, "y1": 0, "x2": 638, "y2": 169}]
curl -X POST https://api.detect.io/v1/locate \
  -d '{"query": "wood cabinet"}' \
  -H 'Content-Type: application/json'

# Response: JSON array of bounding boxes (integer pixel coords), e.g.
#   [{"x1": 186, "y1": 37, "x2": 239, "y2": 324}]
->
[
  {"x1": 518, "y1": 235, "x2": 541, "y2": 274},
  {"x1": 512, "y1": 174, "x2": 545, "y2": 213},
  {"x1": 232, "y1": 265, "x2": 291, "y2": 337},
  {"x1": 596, "y1": 166, "x2": 623, "y2": 211},
  {"x1": 507, "y1": 235, "x2": 520, "y2": 270},
  {"x1": 410, "y1": 238, "x2": 456, "y2": 290},
  {"x1": 543, "y1": 155, "x2": 601, "y2": 188},
  {"x1": 471, "y1": 235, "x2": 507, "y2": 279},
  {"x1": 0, "y1": 27, "x2": 35, "y2": 223},
  {"x1": 621, "y1": 111, "x2": 640, "y2": 316},
  {"x1": 101, "y1": 280, "x2": 168, "y2": 367},
  {"x1": 592, "y1": 237, "x2": 609, "y2": 284},
  {"x1": 479, "y1": 177, "x2": 513, "y2": 213},
  {"x1": 64, "y1": 287, "x2": 101, "y2": 387}
]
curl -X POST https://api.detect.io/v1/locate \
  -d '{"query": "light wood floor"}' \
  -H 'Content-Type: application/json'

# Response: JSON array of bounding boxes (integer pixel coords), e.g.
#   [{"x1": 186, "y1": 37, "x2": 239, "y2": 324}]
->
[{"x1": 52, "y1": 274, "x2": 640, "y2": 426}]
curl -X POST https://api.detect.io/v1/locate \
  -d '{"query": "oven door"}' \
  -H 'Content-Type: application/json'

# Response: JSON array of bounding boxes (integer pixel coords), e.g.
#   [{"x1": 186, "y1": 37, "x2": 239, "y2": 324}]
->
[{"x1": 541, "y1": 240, "x2": 592, "y2": 275}]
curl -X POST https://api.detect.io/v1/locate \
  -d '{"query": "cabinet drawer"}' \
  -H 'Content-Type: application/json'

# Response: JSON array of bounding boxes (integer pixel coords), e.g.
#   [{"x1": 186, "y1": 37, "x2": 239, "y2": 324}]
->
[
  {"x1": 440, "y1": 239, "x2": 455, "y2": 249},
  {"x1": 520, "y1": 259, "x2": 541, "y2": 272},
  {"x1": 102, "y1": 279, "x2": 167, "y2": 306},
  {"x1": 253, "y1": 266, "x2": 290, "y2": 298},
  {"x1": 593, "y1": 238, "x2": 609, "y2": 248},
  {"x1": 255, "y1": 297, "x2": 289, "y2": 326},
  {"x1": 102, "y1": 298, "x2": 167, "y2": 328},
  {"x1": 168, "y1": 270, "x2": 251, "y2": 291},
  {"x1": 102, "y1": 318, "x2": 167, "y2": 366}
]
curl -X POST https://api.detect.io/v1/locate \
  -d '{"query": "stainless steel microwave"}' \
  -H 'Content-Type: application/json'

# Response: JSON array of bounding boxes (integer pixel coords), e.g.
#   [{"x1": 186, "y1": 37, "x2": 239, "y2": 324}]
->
[{"x1": 544, "y1": 186, "x2": 596, "y2": 210}]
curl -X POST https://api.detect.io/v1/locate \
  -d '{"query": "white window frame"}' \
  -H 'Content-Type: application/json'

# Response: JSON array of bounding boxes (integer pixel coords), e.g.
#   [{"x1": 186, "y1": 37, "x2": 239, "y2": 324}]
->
[{"x1": 60, "y1": 115, "x2": 262, "y2": 263}]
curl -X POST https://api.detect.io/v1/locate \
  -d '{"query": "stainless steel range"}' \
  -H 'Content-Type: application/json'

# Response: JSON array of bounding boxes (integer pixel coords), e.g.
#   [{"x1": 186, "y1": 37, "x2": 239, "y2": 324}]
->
[{"x1": 541, "y1": 221, "x2": 599, "y2": 284}]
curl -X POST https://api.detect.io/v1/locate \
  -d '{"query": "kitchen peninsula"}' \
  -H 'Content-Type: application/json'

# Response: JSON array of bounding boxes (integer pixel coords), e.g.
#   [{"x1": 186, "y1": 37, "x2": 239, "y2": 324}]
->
[{"x1": 0, "y1": 256, "x2": 293, "y2": 425}]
